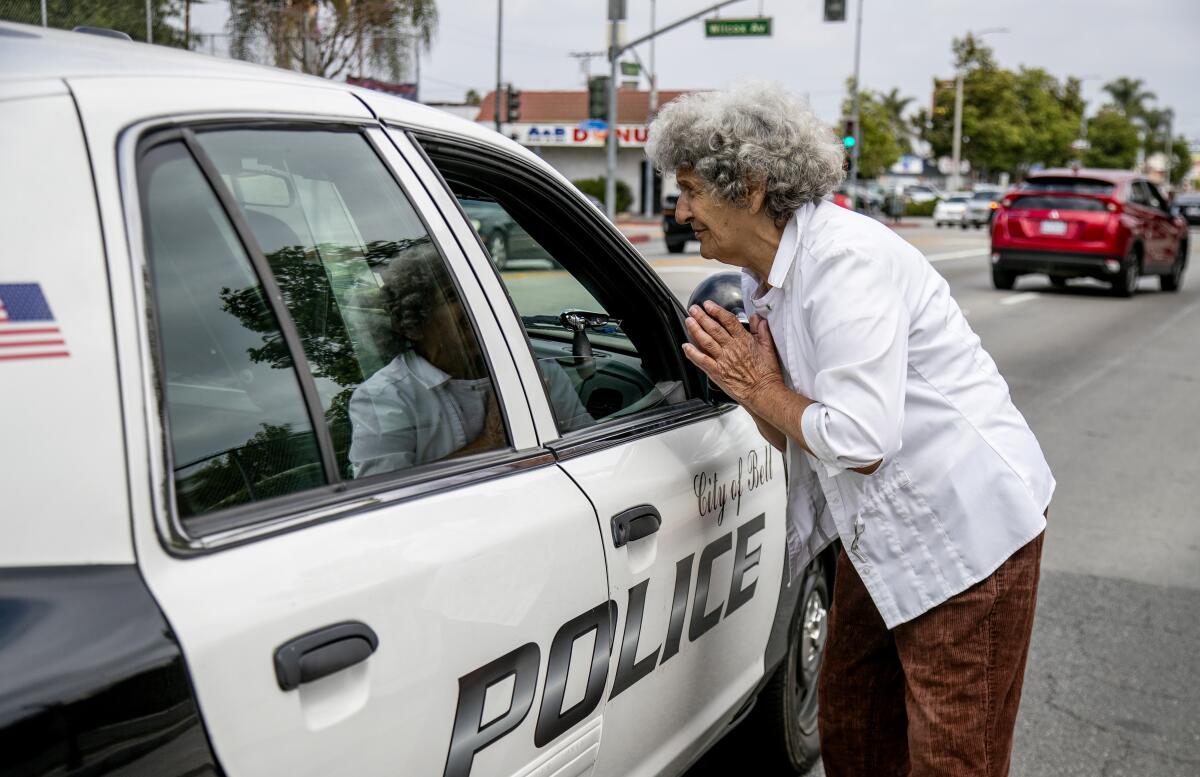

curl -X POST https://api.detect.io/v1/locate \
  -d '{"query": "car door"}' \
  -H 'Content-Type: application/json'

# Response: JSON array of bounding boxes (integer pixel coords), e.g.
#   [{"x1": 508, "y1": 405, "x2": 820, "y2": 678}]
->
[
  {"x1": 73, "y1": 77, "x2": 611, "y2": 777},
  {"x1": 385, "y1": 124, "x2": 789, "y2": 777},
  {"x1": 1145, "y1": 181, "x2": 1178, "y2": 268},
  {"x1": 1128, "y1": 181, "x2": 1165, "y2": 265}
]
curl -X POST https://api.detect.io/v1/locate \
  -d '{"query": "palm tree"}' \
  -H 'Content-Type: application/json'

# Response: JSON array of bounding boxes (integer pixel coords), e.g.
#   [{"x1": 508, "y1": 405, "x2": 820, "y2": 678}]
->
[
  {"x1": 879, "y1": 88, "x2": 915, "y2": 153},
  {"x1": 1140, "y1": 107, "x2": 1174, "y2": 154},
  {"x1": 1102, "y1": 77, "x2": 1156, "y2": 120},
  {"x1": 228, "y1": 0, "x2": 437, "y2": 82}
]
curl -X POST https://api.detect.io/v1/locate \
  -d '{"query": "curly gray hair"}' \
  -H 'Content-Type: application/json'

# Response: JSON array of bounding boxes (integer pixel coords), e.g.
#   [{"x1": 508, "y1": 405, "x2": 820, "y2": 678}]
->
[{"x1": 646, "y1": 81, "x2": 846, "y2": 224}]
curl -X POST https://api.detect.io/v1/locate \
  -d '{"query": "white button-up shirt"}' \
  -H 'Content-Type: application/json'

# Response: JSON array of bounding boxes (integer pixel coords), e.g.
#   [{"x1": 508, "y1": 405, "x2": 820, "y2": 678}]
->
[{"x1": 743, "y1": 201, "x2": 1053, "y2": 628}]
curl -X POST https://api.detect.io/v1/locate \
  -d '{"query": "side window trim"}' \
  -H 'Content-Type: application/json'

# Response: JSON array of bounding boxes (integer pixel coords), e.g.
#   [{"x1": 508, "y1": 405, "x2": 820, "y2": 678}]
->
[{"x1": 174, "y1": 127, "x2": 343, "y2": 485}]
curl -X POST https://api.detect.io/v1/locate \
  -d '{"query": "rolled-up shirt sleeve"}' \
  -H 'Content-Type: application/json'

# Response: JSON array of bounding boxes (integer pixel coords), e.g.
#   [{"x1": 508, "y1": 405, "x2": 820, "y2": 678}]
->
[{"x1": 798, "y1": 245, "x2": 909, "y2": 476}]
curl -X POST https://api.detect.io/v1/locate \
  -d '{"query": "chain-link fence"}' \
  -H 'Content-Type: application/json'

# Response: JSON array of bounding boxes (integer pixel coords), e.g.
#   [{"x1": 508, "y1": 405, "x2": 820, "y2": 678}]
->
[{"x1": 0, "y1": 0, "x2": 189, "y2": 47}]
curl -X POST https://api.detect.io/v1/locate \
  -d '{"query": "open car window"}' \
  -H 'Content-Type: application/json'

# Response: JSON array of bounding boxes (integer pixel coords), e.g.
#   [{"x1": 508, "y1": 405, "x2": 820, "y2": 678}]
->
[{"x1": 417, "y1": 141, "x2": 693, "y2": 435}]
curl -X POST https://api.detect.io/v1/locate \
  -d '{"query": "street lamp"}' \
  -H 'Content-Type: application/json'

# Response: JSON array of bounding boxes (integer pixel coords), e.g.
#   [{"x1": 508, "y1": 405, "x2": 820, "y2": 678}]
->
[{"x1": 949, "y1": 26, "x2": 1008, "y2": 192}]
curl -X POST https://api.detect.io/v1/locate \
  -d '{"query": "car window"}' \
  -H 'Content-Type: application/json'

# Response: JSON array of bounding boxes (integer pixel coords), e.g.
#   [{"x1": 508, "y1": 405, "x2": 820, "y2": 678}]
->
[
  {"x1": 1129, "y1": 182, "x2": 1151, "y2": 206},
  {"x1": 947, "y1": 197, "x2": 969, "y2": 204},
  {"x1": 190, "y1": 128, "x2": 509, "y2": 481},
  {"x1": 1144, "y1": 182, "x2": 1170, "y2": 212},
  {"x1": 1022, "y1": 177, "x2": 1114, "y2": 195},
  {"x1": 141, "y1": 141, "x2": 326, "y2": 519},
  {"x1": 1010, "y1": 195, "x2": 1106, "y2": 212},
  {"x1": 420, "y1": 143, "x2": 691, "y2": 435}
]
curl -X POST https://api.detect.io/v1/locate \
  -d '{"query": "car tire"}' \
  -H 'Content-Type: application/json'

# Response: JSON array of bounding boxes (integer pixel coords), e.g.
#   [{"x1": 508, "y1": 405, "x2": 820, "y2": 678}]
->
[
  {"x1": 1160, "y1": 242, "x2": 1187, "y2": 292},
  {"x1": 1111, "y1": 246, "x2": 1140, "y2": 298},
  {"x1": 992, "y1": 268, "x2": 1017, "y2": 290},
  {"x1": 1049, "y1": 276, "x2": 1068, "y2": 289},
  {"x1": 960, "y1": 222, "x2": 969, "y2": 230},
  {"x1": 666, "y1": 238, "x2": 687, "y2": 254},
  {"x1": 487, "y1": 231, "x2": 509, "y2": 270},
  {"x1": 731, "y1": 553, "x2": 832, "y2": 775}
]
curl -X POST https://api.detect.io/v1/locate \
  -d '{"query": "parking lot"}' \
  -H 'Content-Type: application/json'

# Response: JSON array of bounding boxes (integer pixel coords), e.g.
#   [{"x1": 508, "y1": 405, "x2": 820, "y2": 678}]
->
[{"x1": 650, "y1": 221, "x2": 1200, "y2": 776}]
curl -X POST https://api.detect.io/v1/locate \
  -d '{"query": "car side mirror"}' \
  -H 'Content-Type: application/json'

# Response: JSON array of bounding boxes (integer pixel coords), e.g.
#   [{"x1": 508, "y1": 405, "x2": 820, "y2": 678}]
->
[{"x1": 687, "y1": 272, "x2": 749, "y2": 406}]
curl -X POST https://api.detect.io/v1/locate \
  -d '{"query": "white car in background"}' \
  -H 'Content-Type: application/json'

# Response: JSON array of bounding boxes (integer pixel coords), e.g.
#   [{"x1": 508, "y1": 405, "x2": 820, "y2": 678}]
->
[
  {"x1": 904, "y1": 183, "x2": 943, "y2": 204},
  {"x1": 933, "y1": 192, "x2": 973, "y2": 227},
  {"x1": 964, "y1": 188, "x2": 1004, "y2": 229}
]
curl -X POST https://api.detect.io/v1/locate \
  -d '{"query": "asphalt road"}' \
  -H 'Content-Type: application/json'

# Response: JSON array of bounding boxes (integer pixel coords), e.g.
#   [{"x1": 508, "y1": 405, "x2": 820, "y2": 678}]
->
[{"x1": 656, "y1": 221, "x2": 1200, "y2": 777}]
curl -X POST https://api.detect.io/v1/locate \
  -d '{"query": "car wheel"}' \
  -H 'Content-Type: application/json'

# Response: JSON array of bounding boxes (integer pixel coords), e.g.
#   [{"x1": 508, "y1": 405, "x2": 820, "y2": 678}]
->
[
  {"x1": 992, "y1": 268, "x2": 1017, "y2": 290},
  {"x1": 960, "y1": 222, "x2": 969, "y2": 230},
  {"x1": 487, "y1": 231, "x2": 509, "y2": 270},
  {"x1": 1049, "y1": 276, "x2": 1068, "y2": 289},
  {"x1": 1160, "y1": 242, "x2": 1187, "y2": 292},
  {"x1": 1111, "y1": 246, "x2": 1140, "y2": 298},
  {"x1": 732, "y1": 553, "x2": 831, "y2": 774},
  {"x1": 666, "y1": 238, "x2": 687, "y2": 254}
]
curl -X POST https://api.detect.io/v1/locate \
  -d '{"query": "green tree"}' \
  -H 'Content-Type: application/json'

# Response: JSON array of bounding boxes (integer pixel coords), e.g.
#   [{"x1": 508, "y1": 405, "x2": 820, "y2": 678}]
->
[
  {"x1": 228, "y1": 0, "x2": 437, "y2": 81},
  {"x1": 923, "y1": 37, "x2": 1084, "y2": 178},
  {"x1": 0, "y1": 0, "x2": 190, "y2": 46},
  {"x1": 1102, "y1": 77, "x2": 1156, "y2": 119},
  {"x1": 1168, "y1": 135, "x2": 1192, "y2": 186},
  {"x1": 879, "y1": 87, "x2": 915, "y2": 154},
  {"x1": 1082, "y1": 108, "x2": 1139, "y2": 170}
]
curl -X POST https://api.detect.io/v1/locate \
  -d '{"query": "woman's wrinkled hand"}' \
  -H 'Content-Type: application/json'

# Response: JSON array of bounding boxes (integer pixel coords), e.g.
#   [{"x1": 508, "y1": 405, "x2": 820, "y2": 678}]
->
[{"x1": 683, "y1": 301, "x2": 785, "y2": 406}]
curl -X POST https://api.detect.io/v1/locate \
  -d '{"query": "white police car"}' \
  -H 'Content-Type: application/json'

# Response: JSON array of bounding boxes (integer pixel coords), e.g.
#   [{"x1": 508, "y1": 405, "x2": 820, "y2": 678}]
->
[{"x1": 0, "y1": 22, "x2": 835, "y2": 777}]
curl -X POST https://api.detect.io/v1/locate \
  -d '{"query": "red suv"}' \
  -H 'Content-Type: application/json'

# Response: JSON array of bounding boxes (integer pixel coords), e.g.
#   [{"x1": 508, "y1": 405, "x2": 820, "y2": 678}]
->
[{"x1": 990, "y1": 169, "x2": 1189, "y2": 296}]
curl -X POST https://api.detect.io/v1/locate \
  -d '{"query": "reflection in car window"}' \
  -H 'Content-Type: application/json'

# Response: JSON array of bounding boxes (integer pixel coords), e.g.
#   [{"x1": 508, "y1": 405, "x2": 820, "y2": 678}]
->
[
  {"x1": 191, "y1": 128, "x2": 510, "y2": 480},
  {"x1": 141, "y1": 142, "x2": 325, "y2": 518}
]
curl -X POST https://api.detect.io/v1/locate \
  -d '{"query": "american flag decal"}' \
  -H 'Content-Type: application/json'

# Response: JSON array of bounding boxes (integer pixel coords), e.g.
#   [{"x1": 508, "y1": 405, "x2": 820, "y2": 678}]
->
[{"x1": 0, "y1": 283, "x2": 70, "y2": 362}]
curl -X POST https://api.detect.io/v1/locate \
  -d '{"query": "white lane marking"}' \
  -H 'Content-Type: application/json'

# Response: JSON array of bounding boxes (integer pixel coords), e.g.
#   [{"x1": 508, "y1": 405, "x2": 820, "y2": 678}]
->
[
  {"x1": 1047, "y1": 296, "x2": 1200, "y2": 408},
  {"x1": 924, "y1": 248, "x2": 989, "y2": 263},
  {"x1": 1000, "y1": 292, "x2": 1041, "y2": 306}
]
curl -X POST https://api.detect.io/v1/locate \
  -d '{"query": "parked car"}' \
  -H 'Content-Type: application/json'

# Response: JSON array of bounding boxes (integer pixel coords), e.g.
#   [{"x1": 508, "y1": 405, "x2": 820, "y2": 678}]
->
[
  {"x1": 1171, "y1": 192, "x2": 1200, "y2": 226},
  {"x1": 836, "y1": 183, "x2": 884, "y2": 215},
  {"x1": 460, "y1": 197, "x2": 547, "y2": 269},
  {"x1": 933, "y1": 193, "x2": 972, "y2": 227},
  {"x1": 904, "y1": 183, "x2": 943, "y2": 204},
  {"x1": 964, "y1": 189, "x2": 1003, "y2": 229},
  {"x1": 0, "y1": 22, "x2": 835, "y2": 777},
  {"x1": 990, "y1": 169, "x2": 1189, "y2": 295},
  {"x1": 661, "y1": 191, "x2": 695, "y2": 253}
]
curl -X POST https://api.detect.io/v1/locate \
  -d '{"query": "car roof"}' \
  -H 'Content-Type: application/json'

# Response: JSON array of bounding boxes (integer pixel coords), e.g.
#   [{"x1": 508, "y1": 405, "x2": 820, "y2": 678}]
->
[
  {"x1": 0, "y1": 20, "x2": 526, "y2": 158},
  {"x1": 1025, "y1": 168, "x2": 1138, "y2": 184}
]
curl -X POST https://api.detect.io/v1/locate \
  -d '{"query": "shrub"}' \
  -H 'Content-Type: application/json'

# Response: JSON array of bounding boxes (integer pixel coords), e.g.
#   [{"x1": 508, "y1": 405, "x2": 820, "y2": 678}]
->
[
  {"x1": 905, "y1": 198, "x2": 939, "y2": 217},
  {"x1": 573, "y1": 177, "x2": 633, "y2": 214}
]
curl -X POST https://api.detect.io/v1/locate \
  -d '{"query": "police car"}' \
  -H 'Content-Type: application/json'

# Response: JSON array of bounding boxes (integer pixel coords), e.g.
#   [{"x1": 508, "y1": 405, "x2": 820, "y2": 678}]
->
[{"x1": 0, "y1": 22, "x2": 835, "y2": 777}]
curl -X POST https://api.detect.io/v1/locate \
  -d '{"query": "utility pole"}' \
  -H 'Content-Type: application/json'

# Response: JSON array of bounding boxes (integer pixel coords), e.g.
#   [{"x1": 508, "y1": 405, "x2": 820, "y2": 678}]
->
[
  {"x1": 847, "y1": 0, "x2": 863, "y2": 211},
  {"x1": 949, "y1": 27, "x2": 1008, "y2": 192},
  {"x1": 495, "y1": 0, "x2": 503, "y2": 132},
  {"x1": 40, "y1": 0, "x2": 47, "y2": 27},
  {"x1": 642, "y1": 0, "x2": 658, "y2": 219},
  {"x1": 605, "y1": 0, "x2": 748, "y2": 219},
  {"x1": 146, "y1": 0, "x2": 153, "y2": 43},
  {"x1": 949, "y1": 70, "x2": 963, "y2": 192}
]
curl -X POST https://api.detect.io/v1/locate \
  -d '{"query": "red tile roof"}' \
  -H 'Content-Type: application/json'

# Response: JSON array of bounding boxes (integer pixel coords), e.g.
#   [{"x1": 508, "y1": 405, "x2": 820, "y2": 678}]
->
[{"x1": 475, "y1": 88, "x2": 698, "y2": 124}]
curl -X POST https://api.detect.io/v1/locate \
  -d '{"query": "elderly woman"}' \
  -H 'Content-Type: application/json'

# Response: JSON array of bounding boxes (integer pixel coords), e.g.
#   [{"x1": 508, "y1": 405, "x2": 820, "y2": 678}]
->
[
  {"x1": 648, "y1": 82, "x2": 1053, "y2": 777},
  {"x1": 348, "y1": 243, "x2": 591, "y2": 477}
]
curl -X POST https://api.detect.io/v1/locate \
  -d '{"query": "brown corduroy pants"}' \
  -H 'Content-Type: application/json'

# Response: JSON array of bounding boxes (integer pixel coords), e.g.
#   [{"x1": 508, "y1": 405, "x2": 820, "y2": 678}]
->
[{"x1": 818, "y1": 531, "x2": 1045, "y2": 777}]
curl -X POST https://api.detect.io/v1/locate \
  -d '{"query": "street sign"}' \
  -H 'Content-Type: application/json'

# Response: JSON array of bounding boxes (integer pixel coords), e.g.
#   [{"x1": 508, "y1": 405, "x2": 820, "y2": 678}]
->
[
  {"x1": 704, "y1": 17, "x2": 772, "y2": 37},
  {"x1": 620, "y1": 61, "x2": 640, "y2": 77}
]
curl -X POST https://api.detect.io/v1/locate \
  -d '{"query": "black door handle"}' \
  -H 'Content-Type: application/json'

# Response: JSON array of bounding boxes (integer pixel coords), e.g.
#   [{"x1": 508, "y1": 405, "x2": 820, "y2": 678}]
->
[
  {"x1": 611, "y1": 505, "x2": 662, "y2": 548},
  {"x1": 274, "y1": 621, "x2": 379, "y2": 691}
]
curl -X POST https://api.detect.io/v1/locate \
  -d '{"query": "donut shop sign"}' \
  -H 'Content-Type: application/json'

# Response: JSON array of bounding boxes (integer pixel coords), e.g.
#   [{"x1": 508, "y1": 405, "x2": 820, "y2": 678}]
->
[{"x1": 512, "y1": 124, "x2": 650, "y2": 147}]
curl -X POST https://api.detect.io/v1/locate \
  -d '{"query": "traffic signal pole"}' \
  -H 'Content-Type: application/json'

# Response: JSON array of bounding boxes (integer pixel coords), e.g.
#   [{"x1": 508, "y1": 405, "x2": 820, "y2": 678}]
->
[{"x1": 605, "y1": 0, "x2": 748, "y2": 220}]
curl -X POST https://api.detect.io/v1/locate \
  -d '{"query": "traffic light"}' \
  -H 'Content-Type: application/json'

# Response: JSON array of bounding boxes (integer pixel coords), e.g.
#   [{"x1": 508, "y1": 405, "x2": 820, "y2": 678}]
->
[
  {"x1": 842, "y1": 118, "x2": 857, "y2": 149},
  {"x1": 824, "y1": 0, "x2": 847, "y2": 23},
  {"x1": 506, "y1": 84, "x2": 521, "y2": 122},
  {"x1": 588, "y1": 76, "x2": 608, "y2": 120}
]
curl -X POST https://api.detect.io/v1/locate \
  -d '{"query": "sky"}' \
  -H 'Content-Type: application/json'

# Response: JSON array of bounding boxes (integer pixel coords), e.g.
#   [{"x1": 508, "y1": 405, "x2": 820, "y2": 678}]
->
[{"x1": 190, "y1": 0, "x2": 1200, "y2": 140}]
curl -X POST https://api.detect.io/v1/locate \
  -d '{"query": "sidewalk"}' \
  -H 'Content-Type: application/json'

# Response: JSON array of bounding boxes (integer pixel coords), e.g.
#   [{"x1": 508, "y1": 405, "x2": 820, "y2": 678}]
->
[{"x1": 615, "y1": 215, "x2": 660, "y2": 245}]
